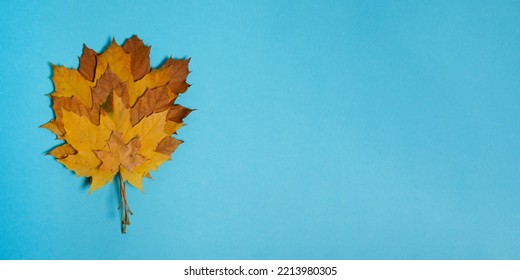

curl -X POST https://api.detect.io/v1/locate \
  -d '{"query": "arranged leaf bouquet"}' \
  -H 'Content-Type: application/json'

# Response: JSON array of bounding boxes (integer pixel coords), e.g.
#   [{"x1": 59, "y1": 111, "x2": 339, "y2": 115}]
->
[{"x1": 42, "y1": 36, "x2": 192, "y2": 233}]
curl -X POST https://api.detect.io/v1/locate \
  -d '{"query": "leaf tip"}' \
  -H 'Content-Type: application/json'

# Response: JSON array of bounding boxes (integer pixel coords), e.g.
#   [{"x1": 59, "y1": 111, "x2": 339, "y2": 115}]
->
[{"x1": 111, "y1": 37, "x2": 118, "y2": 46}]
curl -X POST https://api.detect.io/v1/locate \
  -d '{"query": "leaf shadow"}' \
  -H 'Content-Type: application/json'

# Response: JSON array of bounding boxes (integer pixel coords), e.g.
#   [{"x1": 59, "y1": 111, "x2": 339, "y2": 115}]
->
[
  {"x1": 99, "y1": 36, "x2": 115, "y2": 53},
  {"x1": 81, "y1": 177, "x2": 90, "y2": 189},
  {"x1": 156, "y1": 55, "x2": 190, "y2": 68},
  {"x1": 47, "y1": 63, "x2": 54, "y2": 88},
  {"x1": 41, "y1": 142, "x2": 63, "y2": 155},
  {"x1": 44, "y1": 63, "x2": 57, "y2": 121}
]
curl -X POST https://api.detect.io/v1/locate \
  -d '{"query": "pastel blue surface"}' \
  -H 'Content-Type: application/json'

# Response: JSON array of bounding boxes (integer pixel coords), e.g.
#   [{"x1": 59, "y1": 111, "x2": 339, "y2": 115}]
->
[{"x1": 1, "y1": 0, "x2": 520, "y2": 259}]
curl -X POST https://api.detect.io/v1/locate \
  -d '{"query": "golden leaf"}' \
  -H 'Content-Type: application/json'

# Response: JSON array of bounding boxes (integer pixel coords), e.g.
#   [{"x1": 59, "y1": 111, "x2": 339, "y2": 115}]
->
[
  {"x1": 51, "y1": 65, "x2": 93, "y2": 108},
  {"x1": 48, "y1": 143, "x2": 77, "y2": 159}
]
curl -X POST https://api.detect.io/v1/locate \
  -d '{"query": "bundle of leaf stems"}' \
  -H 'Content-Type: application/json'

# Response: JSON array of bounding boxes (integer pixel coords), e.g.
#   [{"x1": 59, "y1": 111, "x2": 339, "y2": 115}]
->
[{"x1": 118, "y1": 172, "x2": 132, "y2": 234}]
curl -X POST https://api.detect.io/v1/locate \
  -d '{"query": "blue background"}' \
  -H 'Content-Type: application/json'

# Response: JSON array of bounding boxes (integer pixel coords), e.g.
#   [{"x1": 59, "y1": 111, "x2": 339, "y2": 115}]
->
[{"x1": 1, "y1": 0, "x2": 520, "y2": 259}]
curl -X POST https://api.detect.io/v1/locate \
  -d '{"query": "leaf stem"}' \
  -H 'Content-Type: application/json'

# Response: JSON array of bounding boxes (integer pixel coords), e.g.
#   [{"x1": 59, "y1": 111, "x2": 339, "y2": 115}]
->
[{"x1": 118, "y1": 172, "x2": 132, "y2": 234}]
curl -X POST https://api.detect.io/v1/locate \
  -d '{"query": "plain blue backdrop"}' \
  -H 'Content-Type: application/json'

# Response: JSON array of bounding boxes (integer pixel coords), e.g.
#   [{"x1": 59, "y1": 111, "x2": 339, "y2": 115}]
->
[{"x1": 1, "y1": 0, "x2": 520, "y2": 259}]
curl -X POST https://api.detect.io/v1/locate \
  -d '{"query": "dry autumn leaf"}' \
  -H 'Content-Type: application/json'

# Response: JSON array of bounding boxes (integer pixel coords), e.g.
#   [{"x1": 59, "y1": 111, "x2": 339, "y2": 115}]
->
[{"x1": 42, "y1": 35, "x2": 192, "y2": 233}]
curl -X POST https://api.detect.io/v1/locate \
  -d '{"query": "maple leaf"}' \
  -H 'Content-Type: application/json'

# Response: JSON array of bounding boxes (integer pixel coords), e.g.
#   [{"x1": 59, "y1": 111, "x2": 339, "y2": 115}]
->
[{"x1": 42, "y1": 35, "x2": 192, "y2": 233}]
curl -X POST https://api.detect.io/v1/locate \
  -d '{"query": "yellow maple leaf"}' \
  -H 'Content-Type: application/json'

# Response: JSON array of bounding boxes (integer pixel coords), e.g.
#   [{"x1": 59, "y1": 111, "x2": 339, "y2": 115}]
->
[{"x1": 42, "y1": 35, "x2": 192, "y2": 233}]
